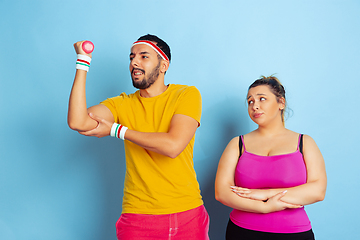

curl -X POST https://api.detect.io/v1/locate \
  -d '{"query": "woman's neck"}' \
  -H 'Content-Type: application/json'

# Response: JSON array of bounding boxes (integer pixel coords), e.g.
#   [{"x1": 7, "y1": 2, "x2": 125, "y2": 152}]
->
[{"x1": 256, "y1": 121, "x2": 287, "y2": 137}]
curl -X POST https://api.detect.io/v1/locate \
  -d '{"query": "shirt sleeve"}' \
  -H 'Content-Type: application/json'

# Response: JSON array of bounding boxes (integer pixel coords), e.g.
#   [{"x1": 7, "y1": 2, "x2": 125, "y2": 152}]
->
[
  {"x1": 100, "y1": 93, "x2": 127, "y2": 123},
  {"x1": 174, "y1": 86, "x2": 202, "y2": 126}
]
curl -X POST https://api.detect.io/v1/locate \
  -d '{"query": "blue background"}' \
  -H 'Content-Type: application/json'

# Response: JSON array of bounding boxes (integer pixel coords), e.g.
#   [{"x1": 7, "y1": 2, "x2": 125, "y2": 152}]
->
[{"x1": 1, "y1": 0, "x2": 359, "y2": 239}]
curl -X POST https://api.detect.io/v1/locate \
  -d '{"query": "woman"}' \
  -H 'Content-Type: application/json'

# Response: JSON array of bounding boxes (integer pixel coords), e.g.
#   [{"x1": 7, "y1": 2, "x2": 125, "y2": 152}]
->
[{"x1": 215, "y1": 76, "x2": 327, "y2": 240}]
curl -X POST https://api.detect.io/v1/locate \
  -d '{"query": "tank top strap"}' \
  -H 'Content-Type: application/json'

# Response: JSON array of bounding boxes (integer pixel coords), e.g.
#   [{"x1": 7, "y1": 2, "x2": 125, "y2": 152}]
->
[
  {"x1": 298, "y1": 134, "x2": 304, "y2": 155},
  {"x1": 240, "y1": 135, "x2": 246, "y2": 151},
  {"x1": 238, "y1": 135, "x2": 246, "y2": 158}
]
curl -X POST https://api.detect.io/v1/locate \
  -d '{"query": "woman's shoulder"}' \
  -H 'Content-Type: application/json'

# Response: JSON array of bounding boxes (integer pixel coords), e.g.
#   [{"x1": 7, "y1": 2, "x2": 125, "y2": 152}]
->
[
  {"x1": 229, "y1": 136, "x2": 241, "y2": 144},
  {"x1": 285, "y1": 130, "x2": 317, "y2": 147},
  {"x1": 286, "y1": 129, "x2": 314, "y2": 141}
]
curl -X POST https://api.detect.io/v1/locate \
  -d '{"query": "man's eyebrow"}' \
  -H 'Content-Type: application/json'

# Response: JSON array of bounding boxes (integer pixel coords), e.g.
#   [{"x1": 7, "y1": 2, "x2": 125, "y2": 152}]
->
[{"x1": 130, "y1": 51, "x2": 151, "y2": 56}]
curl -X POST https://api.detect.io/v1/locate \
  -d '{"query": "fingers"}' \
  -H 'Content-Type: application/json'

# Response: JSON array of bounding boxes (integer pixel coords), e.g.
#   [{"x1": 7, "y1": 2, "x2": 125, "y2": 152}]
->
[
  {"x1": 231, "y1": 186, "x2": 251, "y2": 197},
  {"x1": 230, "y1": 186, "x2": 250, "y2": 193},
  {"x1": 280, "y1": 199, "x2": 303, "y2": 209},
  {"x1": 88, "y1": 112, "x2": 113, "y2": 128},
  {"x1": 78, "y1": 131, "x2": 89, "y2": 136},
  {"x1": 88, "y1": 112, "x2": 102, "y2": 121},
  {"x1": 74, "y1": 41, "x2": 92, "y2": 57},
  {"x1": 272, "y1": 190, "x2": 287, "y2": 201},
  {"x1": 283, "y1": 203, "x2": 303, "y2": 209},
  {"x1": 74, "y1": 41, "x2": 85, "y2": 54},
  {"x1": 78, "y1": 130, "x2": 92, "y2": 136},
  {"x1": 270, "y1": 191, "x2": 303, "y2": 209},
  {"x1": 77, "y1": 124, "x2": 99, "y2": 136}
]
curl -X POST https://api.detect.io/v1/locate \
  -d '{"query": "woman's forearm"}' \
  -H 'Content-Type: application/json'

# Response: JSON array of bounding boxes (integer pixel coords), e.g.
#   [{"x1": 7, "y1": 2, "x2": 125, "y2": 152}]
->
[
  {"x1": 267, "y1": 180, "x2": 326, "y2": 205},
  {"x1": 216, "y1": 188, "x2": 267, "y2": 213}
]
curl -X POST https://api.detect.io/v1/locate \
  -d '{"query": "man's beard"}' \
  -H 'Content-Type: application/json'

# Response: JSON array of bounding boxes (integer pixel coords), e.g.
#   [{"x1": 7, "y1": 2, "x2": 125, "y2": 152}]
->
[{"x1": 132, "y1": 62, "x2": 160, "y2": 89}]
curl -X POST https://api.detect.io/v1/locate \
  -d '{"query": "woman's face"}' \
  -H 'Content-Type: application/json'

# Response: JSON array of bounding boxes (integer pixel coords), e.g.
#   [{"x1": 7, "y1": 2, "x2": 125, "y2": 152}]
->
[{"x1": 247, "y1": 85, "x2": 285, "y2": 126}]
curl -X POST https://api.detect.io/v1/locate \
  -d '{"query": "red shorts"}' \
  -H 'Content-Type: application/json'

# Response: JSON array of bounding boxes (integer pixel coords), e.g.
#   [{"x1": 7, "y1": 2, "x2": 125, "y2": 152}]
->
[{"x1": 115, "y1": 205, "x2": 210, "y2": 240}]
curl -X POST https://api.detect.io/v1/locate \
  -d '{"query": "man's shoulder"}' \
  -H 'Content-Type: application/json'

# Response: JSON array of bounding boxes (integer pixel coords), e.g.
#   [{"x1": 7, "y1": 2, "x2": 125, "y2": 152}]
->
[
  {"x1": 109, "y1": 90, "x2": 139, "y2": 100},
  {"x1": 100, "y1": 91, "x2": 140, "y2": 108},
  {"x1": 169, "y1": 84, "x2": 200, "y2": 95}
]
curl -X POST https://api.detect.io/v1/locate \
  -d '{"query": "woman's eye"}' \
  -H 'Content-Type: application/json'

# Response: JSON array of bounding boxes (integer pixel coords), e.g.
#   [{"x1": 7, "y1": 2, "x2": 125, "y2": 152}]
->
[
  {"x1": 260, "y1": 97, "x2": 266, "y2": 101},
  {"x1": 248, "y1": 100, "x2": 253, "y2": 105}
]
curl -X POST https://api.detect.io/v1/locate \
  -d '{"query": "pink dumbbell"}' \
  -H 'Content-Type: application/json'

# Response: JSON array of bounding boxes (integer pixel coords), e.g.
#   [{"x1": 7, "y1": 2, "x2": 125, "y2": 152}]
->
[{"x1": 82, "y1": 41, "x2": 94, "y2": 54}]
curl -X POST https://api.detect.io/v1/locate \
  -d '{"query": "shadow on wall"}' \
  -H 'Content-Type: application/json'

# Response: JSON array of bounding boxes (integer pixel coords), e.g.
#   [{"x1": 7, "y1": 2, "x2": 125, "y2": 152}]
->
[{"x1": 197, "y1": 97, "x2": 251, "y2": 240}]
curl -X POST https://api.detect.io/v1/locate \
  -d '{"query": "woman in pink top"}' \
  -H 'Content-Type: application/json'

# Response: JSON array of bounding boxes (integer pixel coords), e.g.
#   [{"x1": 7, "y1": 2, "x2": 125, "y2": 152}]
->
[{"x1": 215, "y1": 76, "x2": 327, "y2": 240}]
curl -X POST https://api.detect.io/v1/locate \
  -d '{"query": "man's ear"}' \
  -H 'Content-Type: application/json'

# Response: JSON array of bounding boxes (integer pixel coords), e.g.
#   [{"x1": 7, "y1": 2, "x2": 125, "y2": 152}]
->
[{"x1": 160, "y1": 60, "x2": 169, "y2": 74}]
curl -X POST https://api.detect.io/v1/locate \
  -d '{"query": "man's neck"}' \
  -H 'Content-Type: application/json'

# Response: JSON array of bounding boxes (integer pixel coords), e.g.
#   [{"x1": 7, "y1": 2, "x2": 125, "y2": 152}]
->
[{"x1": 139, "y1": 78, "x2": 168, "y2": 98}]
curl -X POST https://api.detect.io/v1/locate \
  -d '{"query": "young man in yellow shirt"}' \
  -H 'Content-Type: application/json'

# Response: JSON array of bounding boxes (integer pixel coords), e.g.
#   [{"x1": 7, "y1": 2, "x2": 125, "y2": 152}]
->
[{"x1": 68, "y1": 34, "x2": 209, "y2": 239}]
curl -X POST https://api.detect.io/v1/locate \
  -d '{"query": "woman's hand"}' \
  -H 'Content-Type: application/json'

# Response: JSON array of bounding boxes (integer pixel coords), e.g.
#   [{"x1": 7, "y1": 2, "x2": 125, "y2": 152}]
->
[
  {"x1": 231, "y1": 186, "x2": 270, "y2": 201},
  {"x1": 231, "y1": 187, "x2": 303, "y2": 213},
  {"x1": 263, "y1": 191, "x2": 303, "y2": 213}
]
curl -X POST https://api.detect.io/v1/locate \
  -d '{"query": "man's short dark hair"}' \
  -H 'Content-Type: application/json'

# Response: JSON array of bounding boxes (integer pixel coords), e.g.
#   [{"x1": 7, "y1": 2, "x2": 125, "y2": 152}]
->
[{"x1": 137, "y1": 34, "x2": 171, "y2": 62}]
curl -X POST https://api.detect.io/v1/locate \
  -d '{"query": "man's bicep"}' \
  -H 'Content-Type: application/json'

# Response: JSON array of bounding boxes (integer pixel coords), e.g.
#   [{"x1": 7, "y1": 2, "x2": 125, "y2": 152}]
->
[{"x1": 88, "y1": 104, "x2": 114, "y2": 123}]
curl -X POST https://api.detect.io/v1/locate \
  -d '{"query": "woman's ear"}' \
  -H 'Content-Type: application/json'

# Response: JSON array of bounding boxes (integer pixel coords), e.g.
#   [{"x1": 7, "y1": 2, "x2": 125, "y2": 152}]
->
[{"x1": 279, "y1": 97, "x2": 286, "y2": 110}]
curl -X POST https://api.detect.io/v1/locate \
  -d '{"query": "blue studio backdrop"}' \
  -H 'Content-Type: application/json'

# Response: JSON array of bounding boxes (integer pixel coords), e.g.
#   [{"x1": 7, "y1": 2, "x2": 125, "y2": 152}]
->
[{"x1": 1, "y1": 0, "x2": 359, "y2": 239}]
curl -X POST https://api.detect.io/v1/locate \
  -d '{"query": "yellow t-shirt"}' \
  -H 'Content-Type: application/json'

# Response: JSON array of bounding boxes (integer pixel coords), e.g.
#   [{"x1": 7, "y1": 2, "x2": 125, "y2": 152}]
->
[{"x1": 101, "y1": 84, "x2": 203, "y2": 214}]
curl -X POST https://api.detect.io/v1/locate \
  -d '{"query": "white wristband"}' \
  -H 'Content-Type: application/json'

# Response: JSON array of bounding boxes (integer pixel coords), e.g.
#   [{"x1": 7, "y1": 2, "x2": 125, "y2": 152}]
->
[
  {"x1": 119, "y1": 126, "x2": 128, "y2": 140},
  {"x1": 110, "y1": 123, "x2": 118, "y2": 137},
  {"x1": 76, "y1": 54, "x2": 92, "y2": 72},
  {"x1": 110, "y1": 123, "x2": 128, "y2": 140}
]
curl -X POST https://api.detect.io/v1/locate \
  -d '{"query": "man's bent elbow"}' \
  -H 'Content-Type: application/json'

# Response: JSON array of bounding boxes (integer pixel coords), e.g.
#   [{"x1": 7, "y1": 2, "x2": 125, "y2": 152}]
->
[
  {"x1": 165, "y1": 142, "x2": 186, "y2": 159},
  {"x1": 167, "y1": 150, "x2": 182, "y2": 159},
  {"x1": 67, "y1": 119, "x2": 78, "y2": 131},
  {"x1": 156, "y1": 146, "x2": 180, "y2": 159},
  {"x1": 67, "y1": 118, "x2": 86, "y2": 132}
]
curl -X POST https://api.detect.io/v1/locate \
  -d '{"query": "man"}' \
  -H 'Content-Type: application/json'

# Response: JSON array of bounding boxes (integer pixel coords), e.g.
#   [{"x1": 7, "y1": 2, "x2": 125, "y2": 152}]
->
[{"x1": 68, "y1": 34, "x2": 209, "y2": 239}]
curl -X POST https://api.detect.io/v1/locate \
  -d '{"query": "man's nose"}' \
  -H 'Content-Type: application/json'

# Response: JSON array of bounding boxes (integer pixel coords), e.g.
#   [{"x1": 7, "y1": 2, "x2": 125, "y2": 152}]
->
[{"x1": 131, "y1": 57, "x2": 140, "y2": 67}]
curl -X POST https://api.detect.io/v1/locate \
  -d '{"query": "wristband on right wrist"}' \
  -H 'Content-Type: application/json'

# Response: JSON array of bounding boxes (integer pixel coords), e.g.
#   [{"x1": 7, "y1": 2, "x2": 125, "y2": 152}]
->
[
  {"x1": 76, "y1": 54, "x2": 92, "y2": 72},
  {"x1": 110, "y1": 123, "x2": 128, "y2": 140}
]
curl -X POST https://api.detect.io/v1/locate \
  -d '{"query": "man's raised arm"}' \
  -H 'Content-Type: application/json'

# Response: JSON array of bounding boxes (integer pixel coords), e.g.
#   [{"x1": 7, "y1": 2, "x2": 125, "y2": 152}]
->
[{"x1": 67, "y1": 41, "x2": 114, "y2": 133}]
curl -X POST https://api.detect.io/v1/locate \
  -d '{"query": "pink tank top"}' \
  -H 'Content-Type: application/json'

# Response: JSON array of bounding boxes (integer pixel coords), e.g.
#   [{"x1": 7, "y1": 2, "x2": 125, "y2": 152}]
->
[{"x1": 229, "y1": 135, "x2": 312, "y2": 233}]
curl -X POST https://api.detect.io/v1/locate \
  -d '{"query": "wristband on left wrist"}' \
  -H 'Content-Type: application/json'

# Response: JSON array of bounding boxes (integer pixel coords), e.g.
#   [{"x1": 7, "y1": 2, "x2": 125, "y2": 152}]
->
[{"x1": 110, "y1": 123, "x2": 128, "y2": 140}]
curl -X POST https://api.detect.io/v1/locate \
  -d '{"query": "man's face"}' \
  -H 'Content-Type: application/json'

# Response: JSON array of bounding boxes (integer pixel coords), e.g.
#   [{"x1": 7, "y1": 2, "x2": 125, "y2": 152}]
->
[{"x1": 129, "y1": 43, "x2": 161, "y2": 89}]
